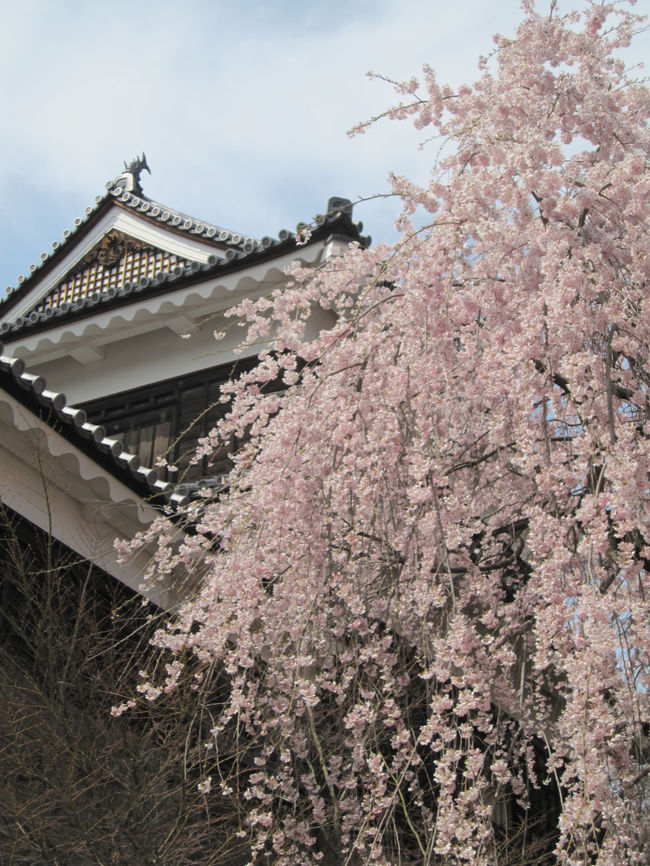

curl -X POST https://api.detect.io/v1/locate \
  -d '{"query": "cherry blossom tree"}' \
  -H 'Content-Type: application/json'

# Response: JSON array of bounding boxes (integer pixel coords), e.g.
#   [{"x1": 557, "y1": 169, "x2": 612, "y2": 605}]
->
[{"x1": 128, "y1": 2, "x2": 650, "y2": 863}]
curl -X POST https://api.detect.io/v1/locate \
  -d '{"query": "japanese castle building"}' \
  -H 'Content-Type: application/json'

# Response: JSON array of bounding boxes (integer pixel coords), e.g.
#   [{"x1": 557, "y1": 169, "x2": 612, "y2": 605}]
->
[{"x1": 0, "y1": 156, "x2": 369, "y2": 604}]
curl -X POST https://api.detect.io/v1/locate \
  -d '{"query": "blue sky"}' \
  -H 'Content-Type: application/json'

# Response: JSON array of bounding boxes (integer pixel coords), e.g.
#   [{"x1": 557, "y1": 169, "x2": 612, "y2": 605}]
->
[{"x1": 0, "y1": 0, "x2": 648, "y2": 294}]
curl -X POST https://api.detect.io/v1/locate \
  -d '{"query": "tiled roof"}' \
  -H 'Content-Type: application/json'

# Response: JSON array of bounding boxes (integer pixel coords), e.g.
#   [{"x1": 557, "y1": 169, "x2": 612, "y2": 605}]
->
[
  {"x1": 104, "y1": 177, "x2": 257, "y2": 249},
  {"x1": 0, "y1": 165, "x2": 370, "y2": 333},
  {"x1": 0, "y1": 344, "x2": 188, "y2": 508},
  {"x1": 0, "y1": 199, "x2": 369, "y2": 340},
  {"x1": 1, "y1": 176, "x2": 254, "y2": 309}
]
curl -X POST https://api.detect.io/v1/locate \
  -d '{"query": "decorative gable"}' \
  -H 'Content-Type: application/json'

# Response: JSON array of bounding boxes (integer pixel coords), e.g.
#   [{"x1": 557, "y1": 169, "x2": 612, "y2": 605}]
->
[
  {"x1": 33, "y1": 230, "x2": 190, "y2": 313},
  {"x1": 0, "y1": 156, "x2": 259, "y2": 327},
  {"x1": 0, "y1": 159, "x2": 370, "y2": 411}
]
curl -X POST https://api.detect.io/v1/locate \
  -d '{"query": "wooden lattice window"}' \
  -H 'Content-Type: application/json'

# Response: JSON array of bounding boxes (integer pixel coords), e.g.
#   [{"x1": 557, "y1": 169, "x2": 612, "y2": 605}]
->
[
  {"x1": 34, "y1": 231, "x2": 191, "y2": 312},
  {"x1": 80, "y1": 360, "x2": 259, "y2": 485}
]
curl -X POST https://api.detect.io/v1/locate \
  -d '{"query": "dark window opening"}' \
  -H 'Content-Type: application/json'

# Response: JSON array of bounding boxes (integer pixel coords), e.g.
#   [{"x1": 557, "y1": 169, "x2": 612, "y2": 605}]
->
[{"x1": 80, "y1": 359, "x2": 259, "y2": 485}]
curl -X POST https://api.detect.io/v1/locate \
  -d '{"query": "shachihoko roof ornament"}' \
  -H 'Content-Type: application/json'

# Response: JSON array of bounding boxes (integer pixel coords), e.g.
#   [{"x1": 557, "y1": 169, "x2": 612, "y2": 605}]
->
[{"x1": 112, "y1": 152, "x2": 151, "y2": 196}]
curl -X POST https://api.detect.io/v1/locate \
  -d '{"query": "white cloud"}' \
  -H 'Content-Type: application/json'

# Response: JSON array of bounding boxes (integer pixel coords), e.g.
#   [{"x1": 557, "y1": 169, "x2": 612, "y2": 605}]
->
[{"x1": 0, "y1": 0, "x2": 647, "y2": 287}]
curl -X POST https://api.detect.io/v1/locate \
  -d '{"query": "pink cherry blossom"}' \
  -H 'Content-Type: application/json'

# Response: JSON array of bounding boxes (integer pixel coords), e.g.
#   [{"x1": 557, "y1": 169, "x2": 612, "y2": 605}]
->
[{"x1": 129, "y1": 2, "x2": 650, "y2": 863}]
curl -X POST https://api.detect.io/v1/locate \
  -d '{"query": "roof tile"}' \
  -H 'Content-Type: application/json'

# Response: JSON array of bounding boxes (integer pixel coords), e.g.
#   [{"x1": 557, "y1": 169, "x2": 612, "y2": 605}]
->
[{"x1": 0, "y1": 344, "x2": 188, "y2": 508}]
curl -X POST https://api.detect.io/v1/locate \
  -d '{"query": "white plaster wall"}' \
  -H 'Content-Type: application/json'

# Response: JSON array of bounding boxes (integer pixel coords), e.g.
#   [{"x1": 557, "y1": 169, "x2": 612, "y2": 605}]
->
[{"x1": 8, "y1": 290, "x2": 336, "y2": 405}]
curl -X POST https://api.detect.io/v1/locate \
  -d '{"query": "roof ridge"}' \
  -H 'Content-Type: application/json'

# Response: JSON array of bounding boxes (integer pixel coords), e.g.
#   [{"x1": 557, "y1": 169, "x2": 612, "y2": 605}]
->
[
  {"x1": 1, "y1": 158, "x2": 257, "y2": 307},
  {"x1": 0, "y1": 155, "x2": 370, "y2": 330},
  {"x1": 105, "y1": 178, "x2": 257, "y2": 250},
  {"x1": 0, "y1": 201, "x2": 370, "y2": 340},
  {"x1": 3, "y1": 191, "x2": 110, "y2": 302}
]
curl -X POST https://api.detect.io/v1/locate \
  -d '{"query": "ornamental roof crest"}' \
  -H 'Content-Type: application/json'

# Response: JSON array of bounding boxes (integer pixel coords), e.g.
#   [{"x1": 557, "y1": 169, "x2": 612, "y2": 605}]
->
[{"x1": 112, "y1": 153, "x2": 151, "y2": 196}]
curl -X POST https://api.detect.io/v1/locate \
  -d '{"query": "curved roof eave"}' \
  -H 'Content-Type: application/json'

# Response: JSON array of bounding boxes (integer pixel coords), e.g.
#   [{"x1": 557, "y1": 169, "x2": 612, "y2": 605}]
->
[
  {"x1": 1, "y1": 212, "x2": 369, "y2": 343},
  {"x1": 0, "y1": 346, "x2": 187, "y2": 509},
  {"x1": 0, "y1": 176, "x2": 258, "y2": 317},
  {"x1": 0, "y1": 160, "x2": 370, "y2": 328}
]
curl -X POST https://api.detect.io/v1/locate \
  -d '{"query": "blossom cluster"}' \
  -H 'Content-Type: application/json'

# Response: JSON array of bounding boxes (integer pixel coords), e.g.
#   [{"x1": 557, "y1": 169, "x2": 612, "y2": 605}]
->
[{"x1": 128, "y1": 3, "x2": 650, "y2": 863}]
